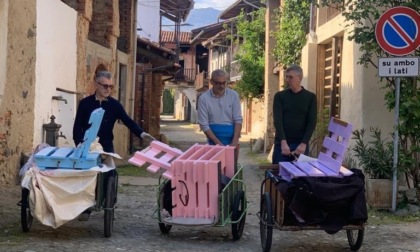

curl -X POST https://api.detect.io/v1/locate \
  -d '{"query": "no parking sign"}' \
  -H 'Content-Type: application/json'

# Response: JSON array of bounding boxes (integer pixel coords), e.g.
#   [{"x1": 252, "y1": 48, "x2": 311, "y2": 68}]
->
[
  {"x1": 375, "y1": 6, "x2": 420, "y2": 56},
  {"x1": 375, "y1": 6, "x2": 420, "y2": 212}
]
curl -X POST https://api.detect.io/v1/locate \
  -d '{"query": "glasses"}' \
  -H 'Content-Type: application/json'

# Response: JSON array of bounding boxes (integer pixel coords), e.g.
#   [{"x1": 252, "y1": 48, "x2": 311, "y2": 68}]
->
[
  {"x1": 97, "y1": 81, "x2": 114, "y2": 90},
  {"x1": 212, "y1": 80, "x2": 226, "y2": 85}
]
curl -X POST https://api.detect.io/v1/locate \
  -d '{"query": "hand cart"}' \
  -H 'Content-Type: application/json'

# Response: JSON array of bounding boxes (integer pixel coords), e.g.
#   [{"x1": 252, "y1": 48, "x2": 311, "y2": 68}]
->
[
  {"x1": 257, "y1": 118, "x2": 367, "y2": 251},
  {"x1": 129, "y1": 141, "x2": 249, "y2": 240},
  {"x1": 257, "y1": 167, "x2": 366, "y2": 251},
  {"x1": 20, "y1": 108, "x2": 118, "y2": 237},
  {"x1": 21, "y1": 169, "x2": 118, "y2": 237}
]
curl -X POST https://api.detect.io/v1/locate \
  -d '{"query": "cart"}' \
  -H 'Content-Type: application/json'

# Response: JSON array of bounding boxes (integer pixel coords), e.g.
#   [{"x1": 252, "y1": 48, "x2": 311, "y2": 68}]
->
[
  {"x1": 20, "y1": 169, "x2": 118, "y2": 237},
  {"x1": 20, "y1": 108, "x2": 118, "y2": 237},
  {"x1": 258, "y1": 167, "x2": 366, "y2": 251},
  {"x1": 257, "y1": 118, "x2": 367, "y2": 251},
  {"x1": 129, "y1": 141, "x2": 249, "y2": 240}
]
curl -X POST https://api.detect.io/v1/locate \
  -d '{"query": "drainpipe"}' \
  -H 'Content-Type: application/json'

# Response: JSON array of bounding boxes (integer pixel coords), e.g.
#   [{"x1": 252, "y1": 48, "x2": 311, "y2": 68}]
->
[
  {"x1": 130, "y1": 0, "x2": 138, "y2": 153},
  {"x1": 140, "y1": 72, "x2": 145, "y2": 129},
  {"x1": 309, "y1": 1, "x2": 314, "y2": 32}
]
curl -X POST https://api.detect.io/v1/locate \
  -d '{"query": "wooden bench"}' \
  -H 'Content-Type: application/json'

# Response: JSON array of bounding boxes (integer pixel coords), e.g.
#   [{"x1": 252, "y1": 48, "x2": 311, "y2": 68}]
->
[
  {"x1": 129, "y1": 142, "x2": 236, "y2": 224},
  {"x1": 128, "y1": 141, "x2": 184, "y2": 179},
  {"x1": 279, "y1": 118, "x2": 353, "y2": 181},
  {"x1": 34, "y1": 108, "x2": 105, "y2": 170}
]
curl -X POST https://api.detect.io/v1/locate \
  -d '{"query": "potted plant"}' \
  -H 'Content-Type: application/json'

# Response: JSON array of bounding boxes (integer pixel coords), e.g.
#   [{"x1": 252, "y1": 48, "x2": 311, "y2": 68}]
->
[{"x1": 352, "y1": 127, "x2": 395, "y2": 209}]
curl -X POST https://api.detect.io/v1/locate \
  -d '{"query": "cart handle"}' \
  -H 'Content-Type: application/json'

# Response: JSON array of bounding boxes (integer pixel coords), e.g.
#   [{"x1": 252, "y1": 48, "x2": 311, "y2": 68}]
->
[{"x1": 265, "y1": 170, "x2": 279, "y2": 184}]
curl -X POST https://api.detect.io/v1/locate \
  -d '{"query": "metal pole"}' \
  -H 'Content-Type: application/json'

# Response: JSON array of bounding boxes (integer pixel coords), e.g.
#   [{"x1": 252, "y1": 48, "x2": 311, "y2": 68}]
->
[{"x1": 391, "y1": 77, "x2": 400, "y2": 212}]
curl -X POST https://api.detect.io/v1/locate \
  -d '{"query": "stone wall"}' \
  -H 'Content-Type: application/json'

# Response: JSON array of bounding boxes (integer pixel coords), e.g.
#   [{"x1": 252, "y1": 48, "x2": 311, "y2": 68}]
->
[{"x1": 0, "y1": 0, "x2": 37, "y2": 185}]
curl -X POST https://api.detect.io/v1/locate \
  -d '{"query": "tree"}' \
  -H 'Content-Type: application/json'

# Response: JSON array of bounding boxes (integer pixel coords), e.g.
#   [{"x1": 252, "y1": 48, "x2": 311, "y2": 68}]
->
[
  {"x1": 319, "y1": 0, "x2": 420, "y2": 197},
  {"x1": 230, "y1": 9, "x2": 266, "y2": 99},
  {"x1": 273, "y1": 0, "x2": 311, "y2": 66}
]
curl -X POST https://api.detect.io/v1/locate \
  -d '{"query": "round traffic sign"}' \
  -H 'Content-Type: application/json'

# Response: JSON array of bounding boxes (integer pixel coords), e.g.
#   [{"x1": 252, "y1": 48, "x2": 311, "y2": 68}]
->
[{"x1": 375, "y1": 6, "x2": 420, "y2": 56}]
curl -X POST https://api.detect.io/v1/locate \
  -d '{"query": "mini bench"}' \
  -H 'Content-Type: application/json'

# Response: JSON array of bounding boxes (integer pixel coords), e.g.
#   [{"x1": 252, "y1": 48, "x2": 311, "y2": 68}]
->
[
  {"x1": 129, "y1": 142, "x2": 236, "y2": 224},
  {"x1": 279, "y1": 118, "x2": 353, "y2": 181},
  {"x1": 34, "y1": 108, "x2": 105, "y2": 170},
  {"x1": 128, "y1": 141, "x2": 184, "y2": 179}
]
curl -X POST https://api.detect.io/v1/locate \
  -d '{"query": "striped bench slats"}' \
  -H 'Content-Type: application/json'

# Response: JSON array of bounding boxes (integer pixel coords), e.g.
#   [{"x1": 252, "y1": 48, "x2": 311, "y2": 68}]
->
[
  {"x1": 279, "y1": 118, "x2": 354, "y2": 180},
  {"x1": 129, "y1": 143, "x2": 235, "y2": 224},
  {"x1": 293, "y1": 161, "x2": 326, "y2": 177},
  {"x1": 280, "y1": 162, "x2": 306, "y2": 178},
  {"x1": 34, "y1": 108, "x2": 104, "y2": 170},
  {"x1": 128, "y1": 141, "x2": 183, "y2": 175}
]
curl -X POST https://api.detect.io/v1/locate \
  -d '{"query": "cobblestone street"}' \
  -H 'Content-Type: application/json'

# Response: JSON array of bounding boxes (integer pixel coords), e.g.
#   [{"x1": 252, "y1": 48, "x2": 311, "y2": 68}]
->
[{"x1": 1, "y1": 116, "x2": 420, "y2": 252}]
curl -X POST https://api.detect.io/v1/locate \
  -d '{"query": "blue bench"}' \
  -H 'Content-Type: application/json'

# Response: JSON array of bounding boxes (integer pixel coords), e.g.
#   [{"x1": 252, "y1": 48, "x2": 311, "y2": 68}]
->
[{"x1": 35, "y1": 108, "x2": 105, "y2": 170}]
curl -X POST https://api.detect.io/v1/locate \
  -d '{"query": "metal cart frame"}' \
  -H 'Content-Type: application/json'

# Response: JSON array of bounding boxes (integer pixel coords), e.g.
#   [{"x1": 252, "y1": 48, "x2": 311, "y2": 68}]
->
[
  {"x1": 156, "y1": 164, "x2": 249, "y2": 240},
  {"x1": 257, "y1": 167, "x2": 365, "y2": 252}
]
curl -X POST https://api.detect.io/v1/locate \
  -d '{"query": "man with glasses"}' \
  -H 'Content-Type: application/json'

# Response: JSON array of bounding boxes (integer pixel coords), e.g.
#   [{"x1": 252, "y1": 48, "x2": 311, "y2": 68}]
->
[
  {"x1": 197, "y1": 69, "x2": 242, "y2": 161},
  {"x1": 73, "y1": 70, "x2": 154, "y2": 154},
  {"x1": 272, "y1": 64, "x2": 317, "y2": 164}
]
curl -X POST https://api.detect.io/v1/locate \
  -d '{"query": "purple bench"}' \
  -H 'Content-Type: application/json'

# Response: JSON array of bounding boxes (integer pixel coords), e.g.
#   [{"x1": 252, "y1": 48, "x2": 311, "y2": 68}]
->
[{"x1": 279, "y1": 118, "x2": 353, "y2": 181}]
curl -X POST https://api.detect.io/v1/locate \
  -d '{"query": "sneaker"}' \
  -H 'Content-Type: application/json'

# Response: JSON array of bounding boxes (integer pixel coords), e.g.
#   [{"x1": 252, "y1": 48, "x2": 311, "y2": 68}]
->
[{"x1": 78, "y1": 211, "x2": 91, "y2": 221}]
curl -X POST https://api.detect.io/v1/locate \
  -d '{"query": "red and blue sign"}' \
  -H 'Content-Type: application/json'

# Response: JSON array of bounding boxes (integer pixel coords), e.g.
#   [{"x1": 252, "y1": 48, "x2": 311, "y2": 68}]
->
[{"x1": 375, "y1": 6, "x2": 420, "y2": 56}]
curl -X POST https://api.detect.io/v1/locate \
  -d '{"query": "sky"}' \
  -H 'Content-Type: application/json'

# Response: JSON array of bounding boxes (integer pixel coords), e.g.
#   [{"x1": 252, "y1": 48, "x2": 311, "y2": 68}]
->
[{"x1": 194, "y1": 0, "x2": 237, "y2": 10}]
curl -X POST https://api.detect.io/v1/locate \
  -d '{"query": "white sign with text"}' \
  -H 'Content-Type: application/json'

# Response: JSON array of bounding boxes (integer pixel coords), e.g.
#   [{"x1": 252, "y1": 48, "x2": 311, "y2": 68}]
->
[{"x1": 378, "y1": 57, "x2": 420, "y2": 77}]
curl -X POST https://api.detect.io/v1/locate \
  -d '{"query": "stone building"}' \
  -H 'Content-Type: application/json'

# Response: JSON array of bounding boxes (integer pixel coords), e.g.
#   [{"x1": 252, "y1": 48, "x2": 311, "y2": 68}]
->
[{"x1": 0, "y1": 0, "x2": 138, "y2": 185}]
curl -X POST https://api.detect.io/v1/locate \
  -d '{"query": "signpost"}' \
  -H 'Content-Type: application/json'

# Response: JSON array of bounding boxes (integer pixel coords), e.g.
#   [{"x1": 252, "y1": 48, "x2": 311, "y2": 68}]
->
[
  {"x1": 378, "y1": 57, "x2": 419, "y2": 77},
  {"x1": 375, "y1": 6, "x2": 420, "y2": 212}
]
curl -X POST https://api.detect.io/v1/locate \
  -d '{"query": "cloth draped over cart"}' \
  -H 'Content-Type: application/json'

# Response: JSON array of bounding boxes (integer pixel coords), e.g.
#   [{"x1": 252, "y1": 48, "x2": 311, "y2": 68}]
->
[
  {"x1": 20, "y1": 140, "x2": 119, "y2": 229},
  {"x1": 276, "y1": 168, "x2": 368, "y2": 233}
]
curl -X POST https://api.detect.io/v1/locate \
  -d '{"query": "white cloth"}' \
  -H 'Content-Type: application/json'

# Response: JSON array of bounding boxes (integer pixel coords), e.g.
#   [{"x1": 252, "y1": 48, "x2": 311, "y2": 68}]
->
[
  {"x1": 19, "y1": 143, "x2": 50, "y2": 176},
  {"x1": 21, "y1": 156, "x2": 115, "y2": 229}
]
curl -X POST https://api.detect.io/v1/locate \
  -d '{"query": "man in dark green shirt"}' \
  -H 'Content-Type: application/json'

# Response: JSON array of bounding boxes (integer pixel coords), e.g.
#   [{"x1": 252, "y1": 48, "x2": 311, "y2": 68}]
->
[{"x1": 272, "y1": 65, "x2": 317, "y2": 164}]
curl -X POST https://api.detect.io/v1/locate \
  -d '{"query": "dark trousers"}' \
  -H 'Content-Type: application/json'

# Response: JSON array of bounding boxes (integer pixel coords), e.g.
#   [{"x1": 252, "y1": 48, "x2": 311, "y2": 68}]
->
[{"x1": 272, "y1": 143, "x2": 309, "y2": 164}]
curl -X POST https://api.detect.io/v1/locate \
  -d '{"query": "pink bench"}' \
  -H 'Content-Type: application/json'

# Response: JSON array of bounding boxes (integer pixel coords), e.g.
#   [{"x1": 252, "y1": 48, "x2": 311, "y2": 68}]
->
[
  {"x1": 128, "y1": 141, "x2": 183, "y2": 177},
  {"x1": 279, "y1": 118, "x2": 353, "y2": 181},
  {"x1": 129, "y1": 142, "x2": 236, "y2": 225}
]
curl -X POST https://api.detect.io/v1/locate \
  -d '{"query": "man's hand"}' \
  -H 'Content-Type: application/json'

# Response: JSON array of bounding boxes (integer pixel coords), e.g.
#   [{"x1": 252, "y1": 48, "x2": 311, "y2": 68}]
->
[
  {"x1": 293, "y1": 143, "x2": 307, "y2": 156},
  {"x1": 281, "y1": 140, "x2": 291, "y2": 156},
  {"x1": 229, "y1": 139, "x2": 239, "y2": 147},
  {"x1": 140, "y1": 132, "x2": 156, "y2": 140}
]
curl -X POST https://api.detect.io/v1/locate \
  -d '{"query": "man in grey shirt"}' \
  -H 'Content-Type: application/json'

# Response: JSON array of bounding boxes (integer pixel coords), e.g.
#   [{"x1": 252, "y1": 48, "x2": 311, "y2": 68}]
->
[{"x1": 197, "y1": 69, "x2": 242, "y2": 151}]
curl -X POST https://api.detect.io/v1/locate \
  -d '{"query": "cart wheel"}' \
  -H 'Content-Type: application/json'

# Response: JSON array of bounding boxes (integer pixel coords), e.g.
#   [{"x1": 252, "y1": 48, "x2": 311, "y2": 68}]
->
[
  {"x1": 159, "y1": 180, "x2": 172, "y2": 234},
  {"x1": 347, "y1": 229, "x2": 364, "y2": 251},
  {"x1": 231, "y1": 190, "x2": 246, "y2": 240},
  {"x1": 104, "y1": 176, "x2": 116, "y2": 238},
  {"x1": 21, "y1": 188, "x2": 33, "y2": 232},
  {"x1": 159, "y1": 222, "x2": 172, "y2": 234},
  {"x1": 260, "y1": 192, "x2": 273, "y2": 252}
]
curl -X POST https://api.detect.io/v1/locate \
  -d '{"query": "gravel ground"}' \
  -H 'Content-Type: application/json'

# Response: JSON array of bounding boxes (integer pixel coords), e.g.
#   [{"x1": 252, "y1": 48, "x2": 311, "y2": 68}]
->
[{"x1": 1, "y1": 116, "x2": 420, "y2": 252}]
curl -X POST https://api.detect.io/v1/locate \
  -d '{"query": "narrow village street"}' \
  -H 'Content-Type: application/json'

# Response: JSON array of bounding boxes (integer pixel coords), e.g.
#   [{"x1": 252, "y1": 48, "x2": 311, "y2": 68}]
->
[{"x1": 1, "y1": 117, "x2": 420, "y2": 252}]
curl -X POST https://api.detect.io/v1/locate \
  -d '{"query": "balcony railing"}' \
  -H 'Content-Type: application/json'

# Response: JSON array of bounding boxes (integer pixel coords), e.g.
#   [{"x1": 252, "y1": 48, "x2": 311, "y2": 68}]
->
[{"x1": 173, "y1": 67, "x2": 196, "y2": 83}]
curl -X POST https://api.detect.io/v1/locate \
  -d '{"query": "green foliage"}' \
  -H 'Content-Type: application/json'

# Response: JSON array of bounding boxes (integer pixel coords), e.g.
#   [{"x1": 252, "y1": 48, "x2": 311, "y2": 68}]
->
[
  {"x1": 352, "y1": 127, "x2": 395, "y2": 179},
  {"x1": 309, "y1": 108, "x2": 330, "y2": 157},
  {"x1": 161, "y1": 89, "x2": 174, "y2": 115},
  {"x1": 232, "y1": 9, "x2": 266, "y2": 99},
  {"x1": 320, "y1": 0, "x2": 420, "y2": 195},
  {"x1": 368, "y1": 209, "x2": 420, "y2": 225},
  {"x1": 117, "y1": 164, "x2": 160, "y2": 178},
  {"x1": 272, "y1": 0, "x2": 311, "y2": 66}
]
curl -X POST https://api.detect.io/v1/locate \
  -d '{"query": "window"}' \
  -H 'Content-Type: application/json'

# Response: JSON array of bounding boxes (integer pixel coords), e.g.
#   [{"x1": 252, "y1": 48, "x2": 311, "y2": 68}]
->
[{"x1": 316, "y1": 37, "x2": 343, "y2": 118}]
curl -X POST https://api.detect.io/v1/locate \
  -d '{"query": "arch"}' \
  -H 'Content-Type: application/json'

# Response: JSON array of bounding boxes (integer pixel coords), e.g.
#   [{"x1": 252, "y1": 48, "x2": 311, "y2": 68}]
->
[{"x1": 176, "y1": 86, "x2": 198, "y2": 123}]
